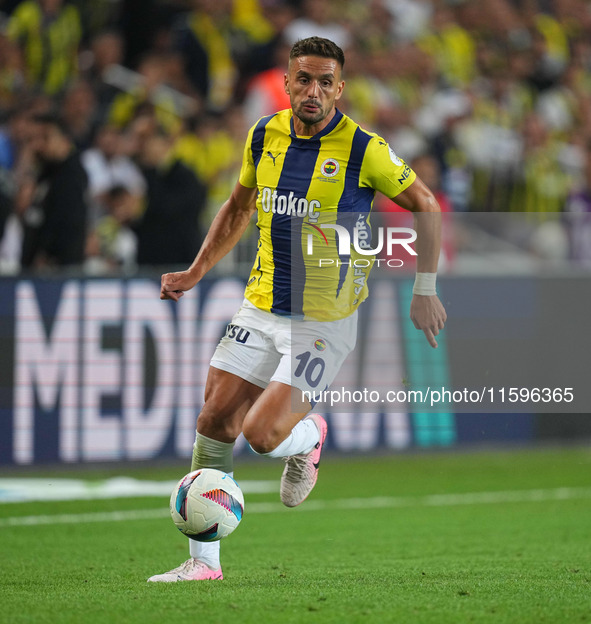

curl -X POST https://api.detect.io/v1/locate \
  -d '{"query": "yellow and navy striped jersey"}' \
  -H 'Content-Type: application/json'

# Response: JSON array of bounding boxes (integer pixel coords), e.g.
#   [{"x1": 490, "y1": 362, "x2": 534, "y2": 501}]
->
[{"x1": 239, "y1": 108, "x2": 416, "y2": 321}]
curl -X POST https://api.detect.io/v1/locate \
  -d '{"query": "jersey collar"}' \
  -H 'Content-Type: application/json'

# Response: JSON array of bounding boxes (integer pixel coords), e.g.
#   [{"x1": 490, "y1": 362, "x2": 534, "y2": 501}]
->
[{"x1": 289, "y1": 108, "x2": 343, "y2": 140}]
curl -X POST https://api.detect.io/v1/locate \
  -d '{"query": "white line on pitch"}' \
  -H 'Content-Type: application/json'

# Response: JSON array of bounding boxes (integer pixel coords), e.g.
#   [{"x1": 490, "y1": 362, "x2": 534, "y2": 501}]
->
[
  {"x1": 0, "y1": 478, "x2": 277, "y2": 503},
  {"x1": 1, "y1": 486, "x2": 590, "y2": 528}
]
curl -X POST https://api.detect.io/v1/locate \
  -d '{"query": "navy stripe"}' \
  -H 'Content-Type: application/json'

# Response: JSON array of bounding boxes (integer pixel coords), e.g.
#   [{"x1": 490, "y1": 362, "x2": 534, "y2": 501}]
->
[
  {"x1": 270, "y1": 136, "x2": 322, "y2": 316},
  {"x1": 251, "y1": 115, "x2": 275, "y2": 170},
  {"x1": 335, "y1": 128, "x2": 374, "y2": 298}
]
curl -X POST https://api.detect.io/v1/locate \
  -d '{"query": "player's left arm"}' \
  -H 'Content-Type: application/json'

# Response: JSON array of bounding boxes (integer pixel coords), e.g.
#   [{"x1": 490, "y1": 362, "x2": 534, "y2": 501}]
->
[{"x1": 393, "y1": 177, "x2": 447, "y2": 349}]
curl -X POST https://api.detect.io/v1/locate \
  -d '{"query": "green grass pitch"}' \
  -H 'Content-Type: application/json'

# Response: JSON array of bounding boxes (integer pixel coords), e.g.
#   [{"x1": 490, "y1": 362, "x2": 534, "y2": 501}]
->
[{"x1": 1, "y1": 447, "x2": 590, "y2": 624}]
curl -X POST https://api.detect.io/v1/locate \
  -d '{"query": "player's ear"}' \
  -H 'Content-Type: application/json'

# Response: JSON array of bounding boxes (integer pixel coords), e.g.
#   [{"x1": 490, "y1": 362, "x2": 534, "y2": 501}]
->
[
  {"x1": 335, "y1": 80, "x2": 345, "y2": 101},
  {"x1": 284, "y1": 73, "x2": 290, "y2": 95}
]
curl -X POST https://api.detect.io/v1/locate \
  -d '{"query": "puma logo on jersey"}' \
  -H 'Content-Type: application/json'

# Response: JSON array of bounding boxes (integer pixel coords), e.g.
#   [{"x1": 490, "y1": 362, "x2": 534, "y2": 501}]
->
[{"x1": 267, "y1": 151, "x2": 280, "y2": 166}]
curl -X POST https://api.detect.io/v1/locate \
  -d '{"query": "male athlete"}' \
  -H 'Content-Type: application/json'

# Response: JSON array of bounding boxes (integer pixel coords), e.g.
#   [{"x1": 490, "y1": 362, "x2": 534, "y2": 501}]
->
[{"x1": 148, "y1": 37, "x2": 446, "y2": 582}]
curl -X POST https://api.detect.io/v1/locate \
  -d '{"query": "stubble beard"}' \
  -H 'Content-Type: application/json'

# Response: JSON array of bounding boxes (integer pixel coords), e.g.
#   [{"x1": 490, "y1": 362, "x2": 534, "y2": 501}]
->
[{"x1": 294, "y1": 101, "x2": 327, "y2": 127}]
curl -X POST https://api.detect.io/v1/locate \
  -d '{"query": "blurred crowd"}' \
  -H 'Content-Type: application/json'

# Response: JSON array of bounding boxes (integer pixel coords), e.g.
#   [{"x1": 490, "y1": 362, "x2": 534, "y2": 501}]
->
[{"x1": 1, "y1": 0, "x2": 591, "y2": 274}]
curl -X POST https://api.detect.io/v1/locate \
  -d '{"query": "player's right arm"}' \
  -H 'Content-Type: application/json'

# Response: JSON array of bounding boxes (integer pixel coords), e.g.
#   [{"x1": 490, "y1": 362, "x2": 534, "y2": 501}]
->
[{"x1": 160, "y1": 181, "x2": 257, "y2": 301}]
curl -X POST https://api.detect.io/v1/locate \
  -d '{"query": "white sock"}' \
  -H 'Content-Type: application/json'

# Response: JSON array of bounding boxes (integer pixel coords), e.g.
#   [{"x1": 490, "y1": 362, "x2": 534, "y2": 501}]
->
[
  {"x1": 189, "y1": 527, "x2": 223, "y2": 569},
  {"x1": 189, "y1": 502, "x2": 227, "y2": 569},
  {"x1": 255, "y1": 418, "x2": 320, "y2": 459},
  {"x1": 188, "y1": 433, "x2": 234, "y2": 569}
]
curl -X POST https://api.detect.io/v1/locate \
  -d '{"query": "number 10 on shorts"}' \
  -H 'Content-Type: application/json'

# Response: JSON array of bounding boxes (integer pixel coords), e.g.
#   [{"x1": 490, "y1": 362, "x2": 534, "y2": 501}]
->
[{"x1": 294, "y1": 351, "x2": 326, "y2": 388}]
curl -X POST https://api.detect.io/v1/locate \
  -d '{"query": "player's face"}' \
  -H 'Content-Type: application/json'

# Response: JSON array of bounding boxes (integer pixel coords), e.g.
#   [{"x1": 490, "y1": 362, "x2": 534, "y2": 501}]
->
[{"x1": 285, "y1": 55, "x2": 344, "y2": 135}]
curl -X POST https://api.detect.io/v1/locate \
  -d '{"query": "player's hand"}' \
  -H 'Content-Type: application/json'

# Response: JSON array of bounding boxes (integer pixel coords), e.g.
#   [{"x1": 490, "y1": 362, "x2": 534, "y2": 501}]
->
[
  {"x1": 160, "y1": 270, "x2": 197, "y2": 302},
  {"x1": 410, "y1": 294, "x2": 447, "y2": 348}
]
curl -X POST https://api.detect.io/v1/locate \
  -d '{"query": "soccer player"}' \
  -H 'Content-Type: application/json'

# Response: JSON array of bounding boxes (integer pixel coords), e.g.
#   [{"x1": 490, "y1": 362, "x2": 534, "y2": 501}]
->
[{"x1": 148, "y1": 37, "x2": 446, "y2": 582}]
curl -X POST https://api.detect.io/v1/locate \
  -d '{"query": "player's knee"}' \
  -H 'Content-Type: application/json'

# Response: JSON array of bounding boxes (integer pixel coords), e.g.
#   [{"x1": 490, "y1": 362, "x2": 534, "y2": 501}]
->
[
  {"x1": 242, "y1": 423, "x2": 281, "y2": 455},
  {"x1": 246, "y1": 436, "x2": 278, "y2": 455}
]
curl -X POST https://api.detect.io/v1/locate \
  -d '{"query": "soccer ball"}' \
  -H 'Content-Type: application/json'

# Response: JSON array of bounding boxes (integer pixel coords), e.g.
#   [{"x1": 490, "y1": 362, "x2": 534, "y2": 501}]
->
[{"x1": 170, "y1": 468, "x2": 244, "y2": 542}]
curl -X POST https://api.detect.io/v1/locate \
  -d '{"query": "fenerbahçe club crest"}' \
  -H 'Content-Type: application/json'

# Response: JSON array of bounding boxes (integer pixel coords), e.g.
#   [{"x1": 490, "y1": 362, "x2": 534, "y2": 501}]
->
[
  {"x1": 314, "y1": 338, "x2": 327, "y2": 351},
  {"x1": 320, "y1": 158, "x2": 340, "y2": 177}
]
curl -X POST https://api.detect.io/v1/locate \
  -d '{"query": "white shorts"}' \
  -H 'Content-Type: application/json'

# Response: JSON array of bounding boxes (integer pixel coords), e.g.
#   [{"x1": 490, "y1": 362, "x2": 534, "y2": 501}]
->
[{"x1": 210, "y1": 299, "x2": 357, "y2": 398}]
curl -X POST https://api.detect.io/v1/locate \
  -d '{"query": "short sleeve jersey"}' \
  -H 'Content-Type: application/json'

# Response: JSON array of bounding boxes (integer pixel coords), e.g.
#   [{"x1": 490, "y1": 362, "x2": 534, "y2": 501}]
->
[{"x1": 239, "y1": 108, "x2": 416, "y2": 321}]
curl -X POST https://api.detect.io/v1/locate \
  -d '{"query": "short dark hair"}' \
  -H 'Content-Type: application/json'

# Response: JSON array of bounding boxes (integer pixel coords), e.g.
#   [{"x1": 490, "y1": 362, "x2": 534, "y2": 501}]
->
[{"x1": 289, "y1": 37, "x2": 345, "y2": 69}]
